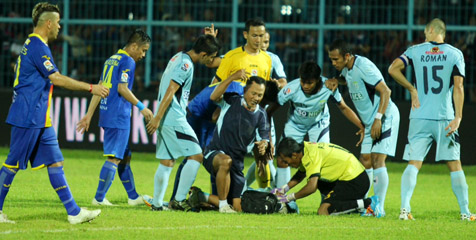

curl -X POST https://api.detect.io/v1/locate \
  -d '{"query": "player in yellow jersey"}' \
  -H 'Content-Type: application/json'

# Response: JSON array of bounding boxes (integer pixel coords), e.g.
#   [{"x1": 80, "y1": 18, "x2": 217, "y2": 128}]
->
[{"x1": 274, "y1": 137, "x2": 382, "y2": 216}]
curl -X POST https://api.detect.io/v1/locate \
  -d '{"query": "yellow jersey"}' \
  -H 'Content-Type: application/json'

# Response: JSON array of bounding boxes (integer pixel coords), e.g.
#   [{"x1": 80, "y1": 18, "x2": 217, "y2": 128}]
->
[
  {"x1": 298, "y1": 142, "x2": 365, "y2": 182},
  {"x1": 215, "y1": 46, "x2": 272, "y2": 85}
]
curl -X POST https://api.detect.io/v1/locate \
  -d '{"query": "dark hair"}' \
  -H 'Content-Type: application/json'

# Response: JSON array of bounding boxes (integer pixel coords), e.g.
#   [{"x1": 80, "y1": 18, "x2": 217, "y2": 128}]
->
[
  {"x1": 277, "y1": 137, "x2": 304, "y2": 158},
  {"x1": 126, "y1": 29, "x2": 151, "y2": 47},
  {"x1": 32, "y1": 2, "x2": 60, "y2": 27},
  {"x1": 244, "y1": 76, "x2": 266, "y2": 92},
  {"x1": 245, "y1": 18, "x2": 265, "y2": 32},
  {"x1": 192, "y1": 35, "x2": 221, "y2": 56},
  {"x1": 299, "y1": 61, "x2": 322, "y2": 82},
  {"x1": 329, "y1": 39, "x2": 352, "y2": 57}
]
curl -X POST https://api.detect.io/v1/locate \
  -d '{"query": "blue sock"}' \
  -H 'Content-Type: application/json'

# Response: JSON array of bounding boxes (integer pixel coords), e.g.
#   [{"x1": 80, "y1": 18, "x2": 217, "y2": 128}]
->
[
  {"x1": 48, "y1": 166, "x2": 81, "y2": 216},
  {"x1": 401, "y1": 164, "x2": 418, "y2": 211},
  {"x1": 0, "y1": 167, "x2": 17, "y2": 211},
  {"x1": 95, "y1": 161, "x2": 117, "y2": 202},
  {"x1": 373, "y1": 167, "x2": 388, "y2": 212},
  {"x1": 245, "y1": 162, "x2": 256, "y2": 187},
  {"x1": 170, "y1": 159, "x2": 187, "y2": 201},
  {"x1": 268, "y1": 160, "x2": 277, "y2": 188},
  {"x1": 450, "y1": 170, "x2": 470, "y2": 215},
  {"x1": 118, "y1": 164, "x2": 139, "y2": 200},
  {"x1": 174, "y1": 160, "x2": 200, "y2": 201},
  {"x1": 276, "y1": 167, "x2": 291, "y2": 188},
  {"x1": 153, "y1": 164, "x2": 172, "y2": 207},
  {"x1": 365, "y1": 168, "x2": 373, "y2": 198}
]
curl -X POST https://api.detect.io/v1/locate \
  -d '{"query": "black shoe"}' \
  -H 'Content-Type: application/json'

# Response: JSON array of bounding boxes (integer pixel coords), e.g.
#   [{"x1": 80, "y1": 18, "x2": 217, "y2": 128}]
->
[
  {"x1": 151, "y1": 205, "x2": 168, "y2": 211},
  {"x1": 169, "y1": 199, "x2": 192, "y2": 212},
  {"x1": 188, "y1": 186, "x2": 206, "y2": 209}
]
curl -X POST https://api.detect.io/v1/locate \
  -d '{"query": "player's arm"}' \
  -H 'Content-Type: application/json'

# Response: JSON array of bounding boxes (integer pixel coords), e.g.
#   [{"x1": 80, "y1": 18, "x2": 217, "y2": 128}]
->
[
  {"x1": 206, "y1": 57, "x2": 222, "y2": 68},
  {"x1": 49, "y1": 72, "x2": 109, "y2": 98},
  {"x1": 286, "y1": 170, "x2": 306, "y2": 189},
  {"x1": 210, "y1": 69, "x2": 247, "y2": 102},
  {"x1": 279, "y1": 173, "x2": 318, "y2": 202},
  {"x1": 76, "y1": 81, "x2": 102, "y2": 134},
  {"x1": 445, "y1": 76, "x2": 464, "y2": 136},
  {"x1": 118, "y1": 83, "x2": 153, "y2": 122},
  {"x1": 335, "y1": 98, "x2": 365, "y2": 147},
  {"x1": 146, "y1": 80, "x2": 181, "y2": 135},
  {"x1": 370, "y1": 81, "x2": 391, "y2": 140},
  {"x1": 388, "y1": 57, "x2": 420, "y2": 110}
]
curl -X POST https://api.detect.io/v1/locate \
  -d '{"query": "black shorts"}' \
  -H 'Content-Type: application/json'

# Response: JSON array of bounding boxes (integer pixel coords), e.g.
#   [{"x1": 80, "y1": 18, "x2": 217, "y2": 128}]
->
[
  {"x1": 321, "y1": 171, "x2": 370, "y2": 204},
  {"x1": 203, "y1": 149, "x2": 245, "y2": 200}
]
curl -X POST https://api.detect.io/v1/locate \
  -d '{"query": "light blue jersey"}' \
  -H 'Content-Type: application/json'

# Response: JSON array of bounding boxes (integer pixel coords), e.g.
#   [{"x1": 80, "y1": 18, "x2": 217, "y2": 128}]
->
[
  {"x1": 267, "y1": 51, "x2": 286, "y2": 79},
  {"x1": 157, "y1": 52, "x2": 194, "y2": 126},
  {"x1": 340, "y1": 55, "x2": 397, "y2": 126},
  {"x1": 278, "y1": 77, "x2": 341, "y2": 127},
  {"x1": 400, "y1": 42, "x2": 465, "y2": 120}
]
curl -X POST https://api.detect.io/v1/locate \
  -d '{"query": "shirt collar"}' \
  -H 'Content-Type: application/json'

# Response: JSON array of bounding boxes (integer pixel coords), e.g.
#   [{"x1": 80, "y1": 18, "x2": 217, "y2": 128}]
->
[
  {"x1": 28, "y1": 33, "x2": 48, "y2": 45},
  {"x1": 117, "y1": 49, "x2": 130, "y2": 56}
]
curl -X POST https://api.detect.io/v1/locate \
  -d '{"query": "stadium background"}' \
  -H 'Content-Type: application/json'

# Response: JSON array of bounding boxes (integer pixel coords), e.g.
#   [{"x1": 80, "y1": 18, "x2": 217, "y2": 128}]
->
[{"x1": 0, "y1": 0, "x2": 475, "y2": 164}]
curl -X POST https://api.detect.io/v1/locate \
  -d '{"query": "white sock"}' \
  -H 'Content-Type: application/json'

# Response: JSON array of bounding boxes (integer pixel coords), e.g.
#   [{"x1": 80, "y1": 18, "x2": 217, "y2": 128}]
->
[{"x1": 219, "y1": 200, "x2": 227, "y2": 208}]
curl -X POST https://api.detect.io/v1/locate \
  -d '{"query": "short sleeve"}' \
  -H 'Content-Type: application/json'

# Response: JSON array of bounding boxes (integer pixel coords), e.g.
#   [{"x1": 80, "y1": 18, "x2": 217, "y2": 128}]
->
[
  {"x1": 119, "y1": 58, "x2": 136, "y2": 84},
  {"x1": 30, "y1": 42, "x2": 58, "y2": 79},
  {"x1": 359, "y1": 58, "x2": 384, "y2": 87},
  {"x1": 215, "y1": 55, "x2": 232, "y2": 82},
  {"x1": 454, "y1": 50, "x2": 465, "y2": 78},
  {"x1": 271, "y1": 54, "x2": 286, "y2": 79},
  {"x1": 170, "y1": 59, "x2": 193, "y2": 86},
  {"x1": 277, "y1": 80, "x2": 296, "y2": 106}
]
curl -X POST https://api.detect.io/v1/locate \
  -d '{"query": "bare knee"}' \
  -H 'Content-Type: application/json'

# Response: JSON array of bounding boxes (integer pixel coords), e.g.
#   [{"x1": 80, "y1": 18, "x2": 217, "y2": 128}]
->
[
  {"x1": 371, "y1": 153, "x2": 387, "y2": 169},
  {"x1": 190, "y1": 153, "x2": 203, "y2": 163},
  {"x1": 359, "y1": 154, "x2": 372, "y2": 169},
  {"x1": 318, "y1": 203, "x2": 331, "y2": 215},
  {"x1": 446, "y1": 160, "x2": 462, "y2": 172},
  {"x1": 160, "y1": 159, "x2": 175, "y2": 167},
  {"x1": 108, "y1": 157, "x2": 121, "y2": 165}
]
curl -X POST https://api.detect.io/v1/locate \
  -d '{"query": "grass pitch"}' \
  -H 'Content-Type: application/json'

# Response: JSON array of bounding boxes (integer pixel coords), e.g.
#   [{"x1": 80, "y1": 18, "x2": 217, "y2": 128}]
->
[{"x1": 0, "y1": 147, "x2": 475, "y2": 239}]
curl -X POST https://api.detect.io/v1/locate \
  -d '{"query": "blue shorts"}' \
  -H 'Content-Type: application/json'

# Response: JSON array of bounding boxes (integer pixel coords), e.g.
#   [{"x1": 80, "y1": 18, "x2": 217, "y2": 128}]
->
[
  {"x1": 187, "y1": 113, "x2": 215, "y2": 149},
  {"x1": 102, "y1": 127, "x2": 131, "y2": 160},
  {"x1": 403, "y1": 119, "x2": 460, "y2": 161},
  {"x1": 283, "y1": 117, "x2": 330, "y2": 143},
  {"x1": 203, "y1": 149, "x2": 245, "y2": 200},
  {"x1": 156, "y1": 124, "x2": 202, "y2": 160},
  {"x1": 4, "y1": 126, "x2": 63, "y2": 170},
  {"x1": 361, "y1": 106, "x2": 400, "y2": 156}
]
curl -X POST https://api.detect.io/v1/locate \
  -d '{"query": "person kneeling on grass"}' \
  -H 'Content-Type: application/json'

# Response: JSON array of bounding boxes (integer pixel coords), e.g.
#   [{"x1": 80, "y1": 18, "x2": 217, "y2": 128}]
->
[{"x1": 273, "y1": 137, "x2": 382, "y2": 216}]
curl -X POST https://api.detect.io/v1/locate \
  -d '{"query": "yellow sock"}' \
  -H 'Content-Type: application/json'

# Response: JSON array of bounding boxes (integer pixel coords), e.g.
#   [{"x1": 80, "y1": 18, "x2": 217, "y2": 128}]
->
[{"x1": 256, "y1": 163, "x2": 271, "y2": 188}]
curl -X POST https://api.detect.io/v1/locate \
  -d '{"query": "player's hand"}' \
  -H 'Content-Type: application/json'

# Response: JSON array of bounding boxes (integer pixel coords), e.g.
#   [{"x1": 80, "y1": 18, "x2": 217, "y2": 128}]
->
[
  {"x1": 204, "y1": 23, "x2": 218, "y2": 37},
  {"x1": 254, "y1": 140, "x2": 268, "y2": 156},
  {"x1": 277, "y1": 194, "x2": 290, "y2": 203},
  {"x1": 266, "y1": 140, "x2": 275, "y2": 160},
  {"x1": 146, "y1": 117, "x2": 160, "y2": 135},
  {"x1": 76, "y1": 115, "x2": 91, "y2": 134},
  {"x1": 410, "y1": 89, "x2": 420, "y2": 110},
  {"x1": 91, "y1": 84, "x2": 109, "y2": 98},
  {"x1": 371, "y1": 119, "x2": 382, "y2": 140},
  {"x1": 355, "y1": 127, "x2": 364, "y2": 147},
  {"x1": 141, "y1": 108, "x2": 154, "y2": 123},
  {"x1": 271, "y1": 184, "x2": 290, "y2": 196},
  {"x1": 325, "y1": 78, "x2": 339, "y2": 91},
  {"x1": 445, "y1": 117, "x2": 461, "y2": 137},
  {"x1": 230, "y1": 69, "x2": 248, "y2": 82}
]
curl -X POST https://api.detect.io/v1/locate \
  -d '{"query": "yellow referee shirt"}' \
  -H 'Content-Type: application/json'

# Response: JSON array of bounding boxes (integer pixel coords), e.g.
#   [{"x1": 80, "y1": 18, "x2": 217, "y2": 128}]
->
[
  {"x1": 215, "y1": 46, "x2": 272, "y2": 85},
  {"x1": 298, "y1": 142, "x2": 365, "y2": 182}
]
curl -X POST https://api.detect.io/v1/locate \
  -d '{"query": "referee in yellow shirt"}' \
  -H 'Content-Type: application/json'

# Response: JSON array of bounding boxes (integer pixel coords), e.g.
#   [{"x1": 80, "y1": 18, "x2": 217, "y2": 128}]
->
[{"x1": 273, "y1": 137, "x2": 382, "y2": 217}]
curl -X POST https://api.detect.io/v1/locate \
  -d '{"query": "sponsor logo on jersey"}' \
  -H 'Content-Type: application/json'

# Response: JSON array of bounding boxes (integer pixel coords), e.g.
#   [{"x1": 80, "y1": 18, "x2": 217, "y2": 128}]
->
[
  {"x1": 181, "y1": 63, "x2": 189, "y2": 71},
  {"x1": 284, "y1": 88, "x2": 291, "y2": 95},
  {"x1": 42, "y1": 55, "x2": 51, "y2": 60},
  {"x1": 251, "y1": 69, "x2": 258, "y2": 76},
  {"x1": 43, "y1": 60, "x2": 54, "y2": 71},
  {"x1": 425, "y1": 47, "x2": 444, "y2": 55},
  {"x1": 121, "y1": 72, "x2": 129, "y2": 83}
]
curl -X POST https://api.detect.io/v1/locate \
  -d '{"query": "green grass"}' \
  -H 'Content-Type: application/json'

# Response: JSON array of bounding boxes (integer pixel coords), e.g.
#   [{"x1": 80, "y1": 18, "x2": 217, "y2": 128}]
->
[{"x1": 0, "y1": 147, "x2": 475, "y2": 239}]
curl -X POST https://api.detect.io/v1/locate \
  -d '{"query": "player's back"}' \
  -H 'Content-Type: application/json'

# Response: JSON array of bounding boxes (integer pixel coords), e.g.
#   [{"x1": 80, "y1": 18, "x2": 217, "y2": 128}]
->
[
  {"x1": 7, "y1": 34, "x2": 58, "y2": 128},
  {"x1": 158, "y1": 52, "x2": 194, "y2": 126},
  {"x1": 99, "y1": 49, "x2": 136, "y2": 129},
  {"x1": 301, "y1": 142, "x2": 365, "y2": 182},
  {"x1": 402, "y1": 42, "x2": 465, "y2": 120}
]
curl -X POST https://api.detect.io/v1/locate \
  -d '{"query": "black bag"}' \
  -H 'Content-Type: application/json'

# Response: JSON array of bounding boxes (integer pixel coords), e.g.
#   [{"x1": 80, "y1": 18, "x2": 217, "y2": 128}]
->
[{"x1": 241, "y1": 190, "x2": 280, "y2": 214}]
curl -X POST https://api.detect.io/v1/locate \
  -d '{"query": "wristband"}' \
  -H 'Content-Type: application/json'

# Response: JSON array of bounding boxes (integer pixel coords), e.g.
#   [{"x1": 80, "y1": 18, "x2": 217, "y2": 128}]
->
[
  {"x1": 286, "y1": 193, "x2": 296, "y2": 202},
  {"x1": 375, "y1": 112, "x2": 383, "y2": 120},
  {"x1": 136, "y1": 101, "x2": 145, "y2": 111},
  {"x1": 88, "y1": 84, "x2": 93, "y2": 93}
]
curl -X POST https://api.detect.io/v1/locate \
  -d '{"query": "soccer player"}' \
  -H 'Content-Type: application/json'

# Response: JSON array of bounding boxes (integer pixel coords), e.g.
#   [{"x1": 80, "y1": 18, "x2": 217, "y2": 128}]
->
[
  {"x1": 273, "y1": 61, "x2": 365, "y2": 189},
  {"x1": 201, "y1": 75, "x2": 269, "y2": 213},
  {"x1": 388, "y1": 18, "x2": 475, "y2": 221},
  {"x1": 145, "y1": 34, "x2": 220, "y2": 211},
  {"x1": 76, "y1": 29, "x2": 153, "y2": 206},
  {"x1": 0, "y1": 2, "x2": 109, "y2": 224},
  {"x1": 328, "y1": 39, "x2": 400, "y2": 216},
  {"x1": 274, "y1": 137, "x2": 381, "y2": 216}
]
